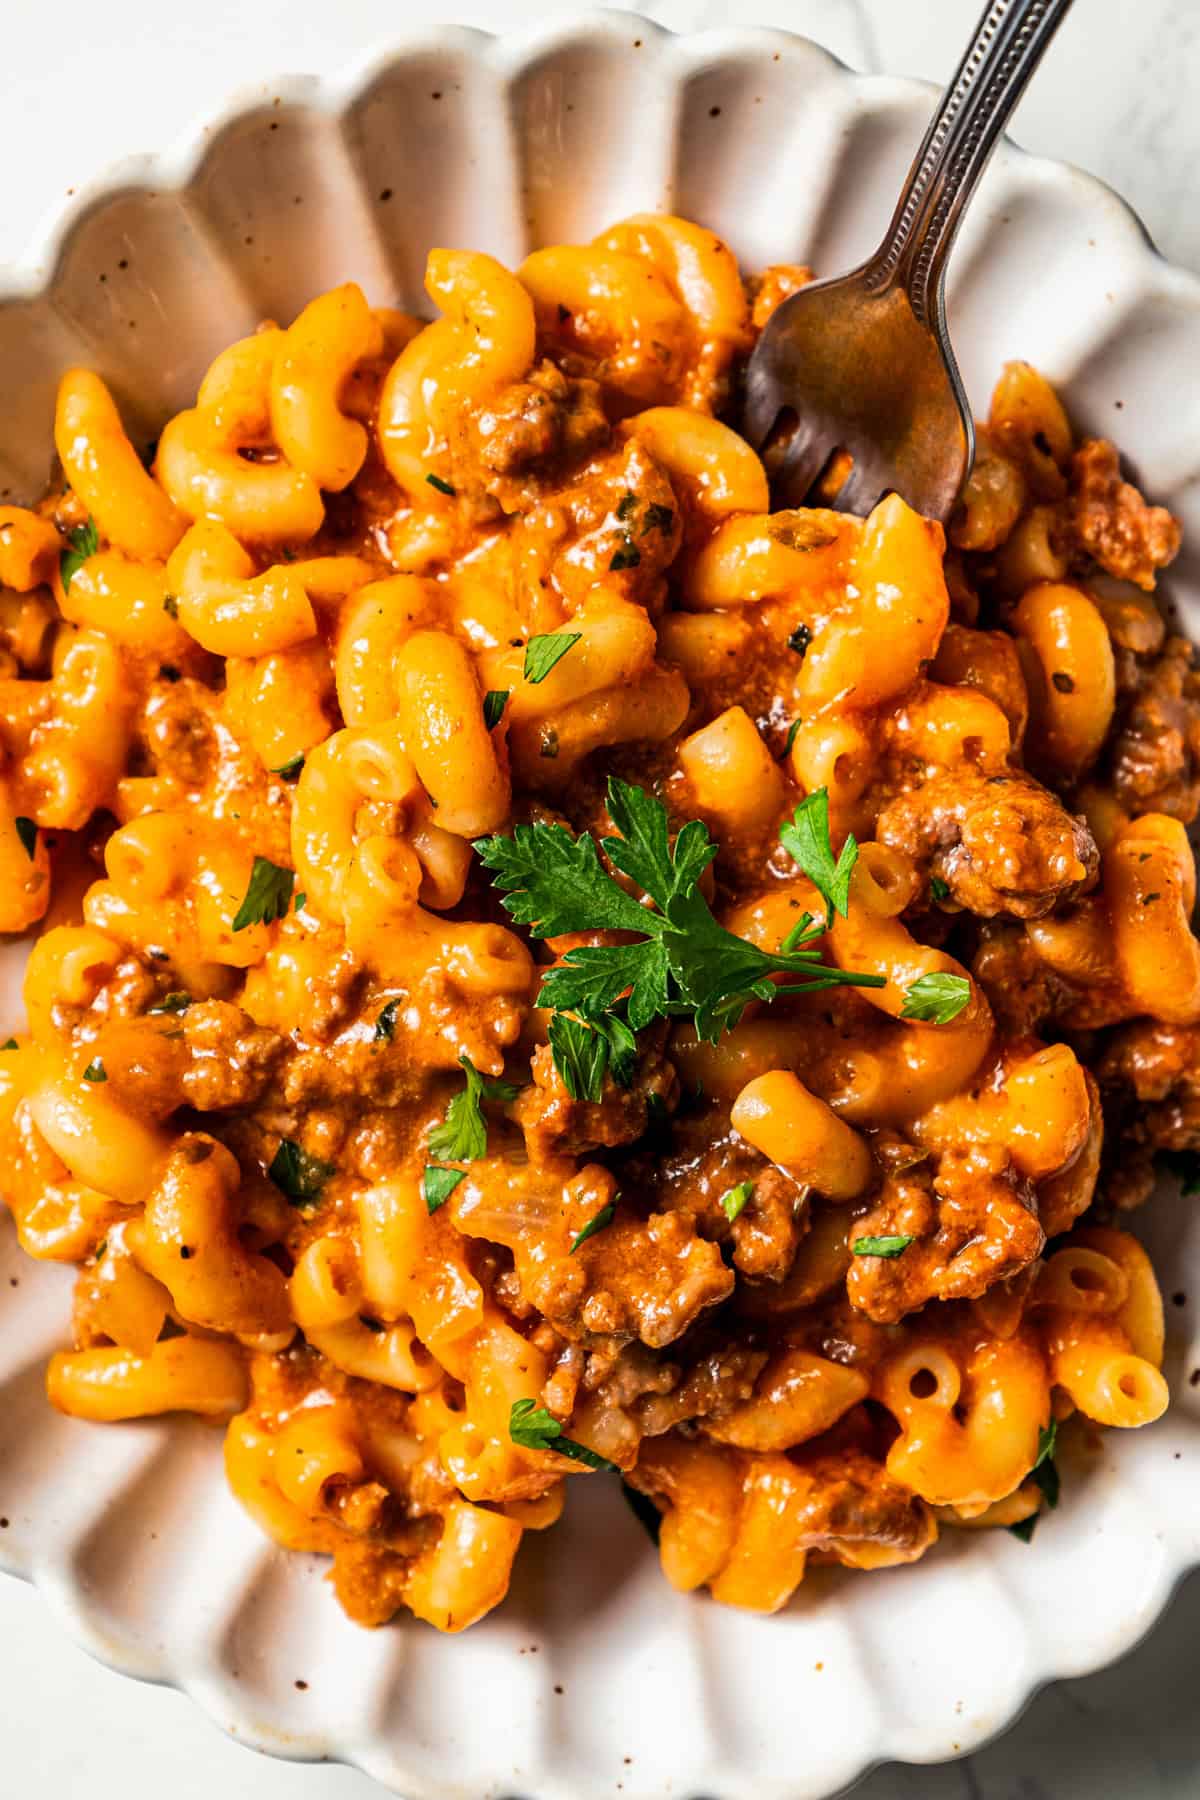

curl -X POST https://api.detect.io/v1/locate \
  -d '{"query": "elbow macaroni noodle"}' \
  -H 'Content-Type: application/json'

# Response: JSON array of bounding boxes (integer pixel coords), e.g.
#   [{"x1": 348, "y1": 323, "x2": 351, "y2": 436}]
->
[{"x1": 0, "y1": 217, "x2": 1190, "y2": 1631}]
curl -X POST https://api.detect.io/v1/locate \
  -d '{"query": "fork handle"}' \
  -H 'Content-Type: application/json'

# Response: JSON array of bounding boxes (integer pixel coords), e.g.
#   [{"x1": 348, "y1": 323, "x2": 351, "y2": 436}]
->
[{"x1": 865, "y1": 0, "x2": 1075, "y2": 323}]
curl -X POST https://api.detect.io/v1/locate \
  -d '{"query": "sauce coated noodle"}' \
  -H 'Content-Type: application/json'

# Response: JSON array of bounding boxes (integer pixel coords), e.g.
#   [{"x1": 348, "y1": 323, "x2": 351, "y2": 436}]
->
[{"x1": 0, "y1": 221, "x2": 1190, "y2": 1630}]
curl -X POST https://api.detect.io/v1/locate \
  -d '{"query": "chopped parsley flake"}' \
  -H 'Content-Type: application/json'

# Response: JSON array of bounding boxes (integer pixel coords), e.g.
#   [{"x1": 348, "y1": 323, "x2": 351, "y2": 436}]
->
[
  {"x1": 482, "y1": 689, "x2": 510, "y2": 730},
  {"x1": 720, "y1": 1180, "x2": 754, "y2": 1224},
  {"x1": 374, "y1": 998, "x2": 400, "y2": 1041},
  {"x1": 523, "y1": 633, "x2": 582, "y2": 684},
  {"x1": 427, "y1": 1054, "x2": 520, "y2": 1164},
  {"x1": 149, "y1": 992, "x2": 190, "y2": 1015},
  {"x1": 900, "y1": 972, "x2": 972, "y2": 1024},
  {"x1": 60, "y1": 515, "x2": 99, "y2": 590},
  {"x1": 852, "y1": 1234, "x2": 915, "y2": 1258},
  {"x1": 232, "y1": 857, "x2": 295, "y2": 931},
  {"x1": 268, "y1": 1138, "x2": 335, "y2": 1206},
  {"x1": 422, "y1": 1165, "x2": 466, "y2": 1214},
  {"x1": 609, "y1": 538, "x2": 641, "y2": 571},
  {"x1": 1032, "y1": 1420, "x2": 1060, "y2": 1509},
  {"x1": 570, "y1": 1202, "x2": 616, "y2": 1252},
  {"x1": 508, "y1": 1398, "x2": 618, "y2": 1471}
]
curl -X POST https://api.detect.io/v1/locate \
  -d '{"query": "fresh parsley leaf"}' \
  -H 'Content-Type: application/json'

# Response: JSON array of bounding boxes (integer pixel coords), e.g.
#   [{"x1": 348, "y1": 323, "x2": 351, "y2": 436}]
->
[
  {"x1": 425, "y1": 472, "x2": 456, "y2": 496},
  {"x1": 778, "y1": 911, "x2": 823, "y2": 955},
  {"x1": 1008, "y1": 1514, "x2": 1039, "y2": 1544},
  {"x1": 721, "y1": 1180, "x2": 754, "y2": 1224},
  {"x1": 621, "y1": 1481, "x2": 662, "y2": 1543},
  {"x1": 900, "y1": 972, "x2": 972, "y2": 1024},
  {"x1": 475, "y1": 812, "x2": 653, "y2": 940},
  {"x1": 852, "y1": 1234, "x2": 915, "y2": 1258},
  {"x1": 779, "y1": 790, "x2": 857, "y2": 926},
  {"x1": 783, "y1": 718, "x2": 802, "y2": 758},
  {"x1": 548, "y1": 1007, "x2": 639, "y2": 1100},
  {"x1": 374, "y1": 998, "x2": 400, "y2": 1041},
  {"x1": 641, "y1": 502, "x2": 674, "y2": 536},
  {"x1": 930, "y1": 875, "x2": 950, "y2": 902},
  {"x1": 0, "y1": 1037, "x2": 17, "y2": 1050},
  {"x1": 603, "y1": 778, "x2": 716, "y2": 911},
  {"x1": 524, "y1": 633, "x2": 582, "y2": 684},
  {"x1": 600, "y1": 1013, "x2": 639, "y2": 1086},
  {"x1": 271, "y1": 752, "x2": 305, "y2": 781},
  {"x1": 609, "y1": 538, "x2": 641, "y2": 571},
  {"x1": 423, "y1": 1165, "x2": 466, "y2": 1214},
  {"x1": 14, "y1": 816, "x2": 37, "y2": 861},
  {"x1": 232, "y1": 857, "x2": 294, "y2": 931},
  {"x1": 482, "y1": 689, "x2": 509, "y2": 730},
  {"x1": 478, "y1": 779, "x2": 884, "y2": 1046},
  {"x1": 508, "y1": 1398, "x2": 618, "y2": 1471},
  {"x1": 548, "y1": 1012, "x2": 609, "y2": 1103},
  {"x1": 1157, "y1": 1149, "x2": 1200, "y2": 1196},
  {"x1": 268, "y1": 1137, "x2": 335, "y2": 1205},
  {"x1": 427, "y1": 1054, "x2": 519, "y2": 1163},
  {"x1": 82, "y1": 1058, "x2": 106, "y2": 1083},
  {"x1": 60, "y1": 515, "x2": 99, "y2": 590},
  {"x1": 788, "y1": 622, "x2": 813, "y2": 656},
  {"x1": 615, "y1": 493, "x2": 638, "y2": 521},
  {"x1": 162, "y1": 593, "x2": 180, "y2": 618},
  {"x1": 541, "y1": 937, "x2": 672, "y2": 1032},
  {"x1": 570, "y1": 1202, "x2": 616, "y2": 1252},
  {"x1": 149, "y1": 991, "x2": 190, "y2": 1015},
  {"x1": 294, "y1": 891, "x2": 307, "y2": 914}
]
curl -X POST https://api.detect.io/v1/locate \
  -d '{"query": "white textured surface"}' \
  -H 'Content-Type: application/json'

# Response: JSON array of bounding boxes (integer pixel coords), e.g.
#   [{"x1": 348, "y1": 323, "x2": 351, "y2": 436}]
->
[{"x1": 4, "y1": 5, "x2": 1200, "y2": 1799}]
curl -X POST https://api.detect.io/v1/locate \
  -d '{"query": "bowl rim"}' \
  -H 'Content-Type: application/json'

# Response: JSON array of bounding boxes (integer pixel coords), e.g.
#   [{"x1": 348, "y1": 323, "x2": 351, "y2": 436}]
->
[
  {"x1": 7, "y1": 7, "x2": 1198, "y2": 313},
  {"x1": 3, "y1": 12, "x2": 1200, "y2": 1798}
]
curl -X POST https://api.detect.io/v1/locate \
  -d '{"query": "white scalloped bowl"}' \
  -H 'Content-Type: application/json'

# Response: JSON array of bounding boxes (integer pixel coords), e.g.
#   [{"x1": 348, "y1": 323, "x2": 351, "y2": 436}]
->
[{"x1": 3, "y1": 14, "x2": 1200, "y2": 1800}]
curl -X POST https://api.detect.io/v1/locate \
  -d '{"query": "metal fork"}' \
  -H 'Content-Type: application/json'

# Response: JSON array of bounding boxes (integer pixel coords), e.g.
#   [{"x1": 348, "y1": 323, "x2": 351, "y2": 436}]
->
[{"x1": 743, "y1": 0, "x2": 1076, "y2": 521}]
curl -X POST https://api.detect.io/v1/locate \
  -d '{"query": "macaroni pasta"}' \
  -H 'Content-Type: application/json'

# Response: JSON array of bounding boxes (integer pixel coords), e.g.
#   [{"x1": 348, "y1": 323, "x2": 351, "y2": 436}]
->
[{"x1": 0, "y1": 217, "x2": 1190, "y2": 1632}]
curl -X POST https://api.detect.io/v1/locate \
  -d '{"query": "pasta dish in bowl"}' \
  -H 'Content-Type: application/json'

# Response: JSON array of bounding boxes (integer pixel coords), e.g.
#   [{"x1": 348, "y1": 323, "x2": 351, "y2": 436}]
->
[{"x1": 0, "y1": 208, "x2": 1192, "y2": 1640}]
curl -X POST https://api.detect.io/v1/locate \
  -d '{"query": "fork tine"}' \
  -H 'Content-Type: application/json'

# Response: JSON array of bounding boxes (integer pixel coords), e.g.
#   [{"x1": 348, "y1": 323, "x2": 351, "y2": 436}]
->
[
  {"x1": 741, "y1": 375, "x2": 780, "y2": 453},
  {"x1": 831, "y1": 460, "x2": 885, "y2": 517},
  {"x1": 770, "y1": 429, "x2": 834, "y2": 513}
]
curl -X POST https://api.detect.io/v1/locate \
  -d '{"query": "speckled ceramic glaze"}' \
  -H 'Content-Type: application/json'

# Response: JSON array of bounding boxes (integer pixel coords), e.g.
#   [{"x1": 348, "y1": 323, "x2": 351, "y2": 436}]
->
[{"x1": 2, "y1": 14, "x2": 1200, "y2": 1799}]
